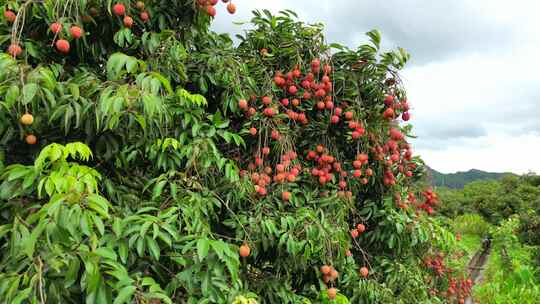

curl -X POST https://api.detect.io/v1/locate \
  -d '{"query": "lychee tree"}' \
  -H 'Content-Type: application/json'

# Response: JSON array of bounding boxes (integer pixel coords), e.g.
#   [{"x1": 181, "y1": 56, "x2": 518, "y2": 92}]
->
[{"x1": 0, "y1": 1, "x2": 460, "y2": 303}]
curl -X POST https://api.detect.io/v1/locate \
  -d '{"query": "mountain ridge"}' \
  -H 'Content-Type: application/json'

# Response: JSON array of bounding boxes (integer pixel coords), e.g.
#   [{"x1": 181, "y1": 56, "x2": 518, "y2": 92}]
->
[{"x1": 427, "y1": 167, "x2": 515, "y2": 189}]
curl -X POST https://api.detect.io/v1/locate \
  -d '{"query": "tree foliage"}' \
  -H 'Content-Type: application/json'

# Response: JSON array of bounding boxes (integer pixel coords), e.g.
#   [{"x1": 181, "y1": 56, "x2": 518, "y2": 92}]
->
[{"x1": 0, "y1": 1, "x2": 452, "y2": 303}]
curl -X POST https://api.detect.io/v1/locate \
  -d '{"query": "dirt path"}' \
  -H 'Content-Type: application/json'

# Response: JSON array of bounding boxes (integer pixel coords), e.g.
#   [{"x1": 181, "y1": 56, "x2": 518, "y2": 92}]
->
[{"x1": 464, "y1": 239, "x2": 492, "y2": 304}]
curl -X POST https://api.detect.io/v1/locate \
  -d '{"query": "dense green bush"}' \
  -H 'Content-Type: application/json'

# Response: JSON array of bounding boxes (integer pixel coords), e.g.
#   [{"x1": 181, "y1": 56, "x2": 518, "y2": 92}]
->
[
  {"x1": 451, "y1": 214, "x2": 491, "y2": 237},
  {"x1": 474, "y1": 217, "x2": 540, "y2": 303},
  {"x1": 438, "y1": 175, "x2": 540, "y2": 224}
]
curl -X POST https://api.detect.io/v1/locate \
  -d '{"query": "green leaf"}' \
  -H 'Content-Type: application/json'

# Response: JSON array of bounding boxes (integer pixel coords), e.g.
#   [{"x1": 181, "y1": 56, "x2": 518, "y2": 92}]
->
[
  {"x1": 5, "y1": 85, "x2": 19, "y2": 107},
  {"x1": 22, "y1": 83, "x2": 39, "y2": 105},
  {"x1": 113, "y1": 286, "x2": 136, "y2": 304},
  {"x1": 146, "y1": 236, "x2": 160, "y2": 260},
  {"x1": 197, "y1": 238, "x2": 210, "y2": 261},
  {"x1": 22, "y1": 219, "x2": 47, "y2": 258},
  {"x1": 10, "y1": 287, "x2": 32, "y2": 304},
  {"x1": 95, "y1": 247, "x2": 117, "y2": 261},
  {"x1": 87, "y1": 194, "x2": 110, "y2": 218}
]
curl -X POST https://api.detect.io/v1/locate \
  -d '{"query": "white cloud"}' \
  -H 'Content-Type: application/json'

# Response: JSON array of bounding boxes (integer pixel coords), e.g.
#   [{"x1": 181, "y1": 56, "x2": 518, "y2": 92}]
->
[{"x1": 417, "y1": 133, "x2": 540, "y2": 174}]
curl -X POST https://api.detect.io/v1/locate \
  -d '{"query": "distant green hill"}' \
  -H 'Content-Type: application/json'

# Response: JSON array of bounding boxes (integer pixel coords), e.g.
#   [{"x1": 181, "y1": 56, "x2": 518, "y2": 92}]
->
[{"x1": 427, "y1": 167, "x2": 515, "y2": 189}]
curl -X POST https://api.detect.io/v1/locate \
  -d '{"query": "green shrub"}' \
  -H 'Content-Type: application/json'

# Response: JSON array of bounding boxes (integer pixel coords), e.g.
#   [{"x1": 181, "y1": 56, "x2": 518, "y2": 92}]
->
[
  {"x1": 452, "y1": 214, "x2": 492, "y2": 237},
  {"x1": 475, "y1": 264, "x2": 540, "y2": 303}
]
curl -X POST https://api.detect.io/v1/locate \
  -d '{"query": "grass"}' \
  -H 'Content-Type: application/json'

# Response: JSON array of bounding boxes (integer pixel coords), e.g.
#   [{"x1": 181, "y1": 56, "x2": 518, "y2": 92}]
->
[
  {"x1": 460, "y1": 234, "x2": 482, "y2": 255},
  {"x1": 452, "y1": 214, "x2": 492, "y2": 237},
  {"x1": 473, "y1": 243, "x2": 540, "y2": 303},
  {"x1": 451, "y1": 215, "x2": 540, "y2": 303}
]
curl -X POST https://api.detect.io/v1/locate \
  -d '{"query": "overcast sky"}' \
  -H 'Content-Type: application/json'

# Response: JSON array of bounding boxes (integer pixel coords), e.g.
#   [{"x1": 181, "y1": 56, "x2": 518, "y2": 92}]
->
[{"x1": 211, "y1": 0, "x2": 540, "y2": 174}]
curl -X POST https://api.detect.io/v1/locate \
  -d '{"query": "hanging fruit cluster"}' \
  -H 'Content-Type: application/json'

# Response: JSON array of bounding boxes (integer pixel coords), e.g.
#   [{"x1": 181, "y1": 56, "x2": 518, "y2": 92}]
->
[
  {"x1": 236, "y1": 56, "x2": 430, "y2": 209},
  {"x1": 383, "y1": 94, "x2": 411, "y2": 121},
  {"x1": 4, "y1": 2, "x2": 155, "y2": 57},
  {"x1": 197, "y1": 0, "x2": 237, "y2": 17},
  {"x1": 234, "y1": 48, "x2": 442, "y2": 297},
  {"x1": 418, "y1": 188, "x2": 439, "y2": 215},
  {"x1": 423, "y1": 253, "x2": 473, "y2": 304}
]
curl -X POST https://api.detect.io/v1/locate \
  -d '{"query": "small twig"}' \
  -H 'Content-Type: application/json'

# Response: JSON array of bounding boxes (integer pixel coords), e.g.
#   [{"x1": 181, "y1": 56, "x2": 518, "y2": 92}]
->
[{"x1": 37, "y1": 257, "x2": 46, "y2": 304}]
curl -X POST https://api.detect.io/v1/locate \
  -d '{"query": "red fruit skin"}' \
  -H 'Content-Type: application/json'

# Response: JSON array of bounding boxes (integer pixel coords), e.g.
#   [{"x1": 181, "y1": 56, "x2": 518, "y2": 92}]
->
[
  {"x1": 383, "y1": 107, "x2": 395, "y2": 119},
  {"x1": 327, "y1": 288, "x2": 337, "y2": 300},
  {"x1": 113, "y1": 3, "x2": 126, "y2": 16},
  {"x1": 70, "y1": 26, "x2": 83, "y2": 39},
  {"x1": 262, "y1": 96, "x2": 272, "y2": 105},
  {"x1": 401, "y1": 101, "x2": 410, "y2": 111},
  {"x1": 323, "y1": 64, "x2": 332, "y2": 74},
  {"x1": 140, "y1": 11, "x2": 150, "y2": 22},
  {"x1": 350, "y1": 229, "x2": 359, "y2": 238},
  {"x1": 360, "y1": 266, "x2": 369, "y2": 278},
  {"x1": 384, "y1": 95, "x2": 394, "y2": 106},
  {"x1": 55, "y1": 39, "x2": 70, "y2": 54},
  {"x1": 263, "y1": 108, "x2": 275, "y2": 117},
  {"x1": 282, "y1": 191, "x2": 291, "y2": 201},
  {"x1": 288, "y1": 85, "x2": 298, "y2": 95},
  {"x1": 238, "y1": 99, "x2": 248, "y2": 110},
  {"x1": 206, "y1": 5, "x2": 216, "y2": 17},
  {"x1": 123, "y1": 16, "x2": 134, "y2": 27},
  {"x1": 249, "y1": 127, "x2": 257, "y2": 136},
  {"x1": 247, "y1": 107, "x2": 256, "y2": 116},
  {"x1": 330, "y1": 115, "x2": 339, "y2": 124},
  {"x1": 239, "y1": 244, "x2": 250, "y2": 257},
  {"x1": 4, "y1": 10, "x2": 16, "y2": 23},
  {"x1": 402, "y1": 112, "x2": 410, "y2": 121},
  {"x1": 227, "y1": 3, "x2": 236, "y2": 14},
  {"x1": 315, "y1": 89, "x2": 326, "y2": 97},
  {"x1": 271, "y1": 130, "x2": 280, "y2": 140},
  {"x1": 50, "y1": 22, "x2": 63, "y2": 34},
  {"x1": 7, "y1": 44, "x2": 22, "y2": 57}
]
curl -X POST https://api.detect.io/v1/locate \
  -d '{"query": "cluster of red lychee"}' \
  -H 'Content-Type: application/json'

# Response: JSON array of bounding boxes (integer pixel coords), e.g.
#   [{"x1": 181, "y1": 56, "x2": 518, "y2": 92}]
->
[
  {"x1": 366, "y1": 132, "x2": 415, "y2": 187},
  {"x1": 238, "y1": 95, "x2": 284, "y2": 121},
  {"x1": 48, "y1": 22, "x2": 83, "y2": 54},
  {"x1": 319, "y1": 263, "x2": 369, "y2": 300},
  {"x1": 4, "y1": 2, "x2": 151, "y2": 58},
  {"x1": 113, "y1": 2, "x2": 150, "y2": 28},
  {"x1": 418, "y1": 188, "x2": 438, "y2": 215},
  {"x1": 382, "y1": 94, "x2": 411, "y2": 122},
  {"x1": 239, "y1": 147, "x2": 301, "y2": 200},
  {"x1": 197, "y1": 0, "x2": 236, "y2": 17},
  {"x1": 269, "y1": 59, "x2": 367, "y2": 143},
  {"x1": 350, "y1": 223, "x2": 366, "y2": 238},
  {"x1": 424, "y1": 253, "x2": 473, "y2": 304},
  {"x1": 273, "y1": 60, "x2": 360, "y2": 131},
  {"x1": 306, "y1": 145, "x2": 339, "y2": 187}
]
